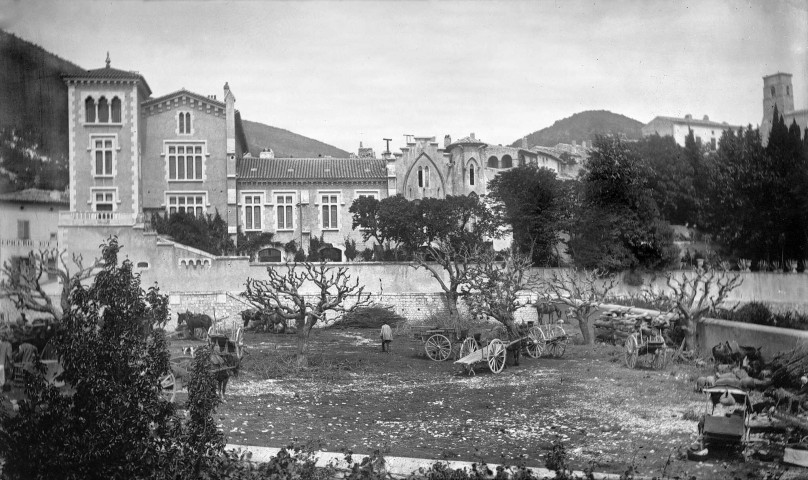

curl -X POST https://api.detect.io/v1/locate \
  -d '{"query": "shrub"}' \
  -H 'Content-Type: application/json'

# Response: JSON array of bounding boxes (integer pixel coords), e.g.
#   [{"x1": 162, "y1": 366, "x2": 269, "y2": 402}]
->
[
  {"x1": 344, "y1": 236, "x2": 358, "y2": 261},
  {"x1": 0, "y1": 238, "x2": 225, "y2": 479},
  {"x1": 152, "y1": 210, "x2": 234, "y2": 255},
  {"x1": 361, "y1": 247, "x2": 374, "y2": 262},
  {"x1": 330, "y1": 305, "x2": 406, "y2": 329},
  {"x1": 733, "y1": 302, "x2": 772, "y2": 325},
  {"x1": 236, "y1": 229, "x2": 277, "y2": 260},
  {"x1": 622, "y1": 270, "x2": 644, "y2": 287}
]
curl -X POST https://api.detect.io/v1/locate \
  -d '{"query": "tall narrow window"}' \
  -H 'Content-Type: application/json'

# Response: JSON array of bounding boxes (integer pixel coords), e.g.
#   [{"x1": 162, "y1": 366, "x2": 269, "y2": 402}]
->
[
  {"x1": 424, "y1": 166, "x2": 430, "y2": 188},
  {"x1": 178, "y1": 112, "x2": 192, "y2": 134},
  {"x1": 93, "y1": 138, "x2": 114, "y2": 176},
  {"x1": 276, "y1": 194, "x2": 294, "y2": 230},
  {"x1": 244, "y1": 195, "x2": 262, "y2": 231},
  {"x1": 17, "y1": 220, "x2": 30, "y2": 240},
  {"x1": 469, "y1": 165, "x2": 475, "y2": 186},
  {"x1": 179, "y1": 113, "x2": 185, "y2": 133},
  {"x1": 85, "y1": 97, "x2": 96, "y2": 123},
  {"x1": 98, "y1": 97, "x2": 109, "y2": 123},
  {"x1": 322, "y1": 194, "x2": 339, "y2": 229},
  {"x1": 418, "y1": 167, "x2": 424, "y2": 187},
  {"x1": 111, "y1": 97, "x2": 121, "y2": 123},
  {"x1": 771, "y1": 86, "x2": 776, "y2": 97}
]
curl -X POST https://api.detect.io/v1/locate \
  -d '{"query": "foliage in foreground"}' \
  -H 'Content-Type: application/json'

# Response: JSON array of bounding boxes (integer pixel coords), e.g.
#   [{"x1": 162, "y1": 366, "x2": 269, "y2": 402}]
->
[{"x1": 0, "y1": 238, "x2": 225, "y2": 479}]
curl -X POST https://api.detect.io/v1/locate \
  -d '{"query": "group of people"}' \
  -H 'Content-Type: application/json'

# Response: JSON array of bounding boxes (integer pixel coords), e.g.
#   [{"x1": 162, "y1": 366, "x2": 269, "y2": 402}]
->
[{"x1": 0, "y1": 333, "x2": 39, "y2": 391}]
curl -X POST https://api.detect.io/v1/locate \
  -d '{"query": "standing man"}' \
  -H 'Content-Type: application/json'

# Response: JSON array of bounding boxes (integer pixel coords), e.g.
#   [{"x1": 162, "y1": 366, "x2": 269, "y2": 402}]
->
[{"x1": 380, "y1": 324, "x2": 393, "y2": 353}]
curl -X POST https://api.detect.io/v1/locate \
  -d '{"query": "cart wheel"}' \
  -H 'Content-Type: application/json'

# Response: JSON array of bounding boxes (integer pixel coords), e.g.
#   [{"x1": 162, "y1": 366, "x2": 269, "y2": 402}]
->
[
  {"x1": 487, "y1": 339, "x2": 506, "y2": 374},
  {"x1": 234, "y1": 326, "x2": 244, "y2": 358},
  {"x1": 652, "y1": 346, "x2": 668, "y2": 370},
  {"x1": 624, "y1": 334, "x2": 638, "y2": 369},
  {"x1": 425, "y1": 334, "x2": 452, "y2": 361},
  {"x1": 526, "y1": 327, "x2": 546, "y2": 358},
  {"x1": 548, "y1": 341, "x2": 564, "y2": 358},
  {"x1": 160, "y1": 372, "x2": 176, "y2": 403},
  {"x1": 459, "y1": 337, "x2": 478, "y2": 360}
]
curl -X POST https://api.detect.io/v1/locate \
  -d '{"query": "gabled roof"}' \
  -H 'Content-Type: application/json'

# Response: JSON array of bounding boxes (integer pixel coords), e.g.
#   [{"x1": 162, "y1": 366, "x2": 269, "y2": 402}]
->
[
  {"x1": 445, "y1": 135, "x2": 487, "y2": 150},
  {"x1": 0, "y1": 188, "x2": 68, "y2": 205},
  {"x1": 63, "y1": 66, "x2": 152, "y2": 95},
  {"x1": 238, "y1": 157, "x2": 386, "y2": 182},
  {"x1": 142, "y1": 88, "x2": 225, "y2": 108}
]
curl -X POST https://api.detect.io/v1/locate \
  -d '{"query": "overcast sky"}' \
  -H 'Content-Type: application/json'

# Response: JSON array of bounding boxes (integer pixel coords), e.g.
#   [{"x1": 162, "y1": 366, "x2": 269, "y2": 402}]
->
[{"x1": 2, "y1": 0, "x2": 806, "y2": 154}]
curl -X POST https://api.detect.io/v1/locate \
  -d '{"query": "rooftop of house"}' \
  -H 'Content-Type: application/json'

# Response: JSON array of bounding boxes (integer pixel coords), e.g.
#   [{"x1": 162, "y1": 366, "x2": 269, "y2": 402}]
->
[
  {"x1": 62, "y1": 54, "x2": 152, "y2": 95},
  {"x1": 142, "y1": 88, "x2": 226, "y2": 108},
  {"x1": 238, "y1": 157, "x2": 386, "y2": 181},
  {"x1": 645, "y1": 115, "x2": 741, "y2": 130},
  {"x1": 0, "y1": 188, "x2": 69, "y2": 205}
]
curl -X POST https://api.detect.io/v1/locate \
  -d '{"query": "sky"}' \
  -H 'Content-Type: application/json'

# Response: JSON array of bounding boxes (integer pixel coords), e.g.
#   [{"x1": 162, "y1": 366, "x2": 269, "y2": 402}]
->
[{"x1": 1, "y1": 0, "x2": 806, "y2": 155}]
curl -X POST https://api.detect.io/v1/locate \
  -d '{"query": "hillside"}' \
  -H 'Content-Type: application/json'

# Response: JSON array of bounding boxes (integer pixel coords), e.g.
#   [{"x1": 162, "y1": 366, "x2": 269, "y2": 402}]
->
[
  {"x1": 0, "y1": 30, "x2": 85, "y2": 161},
  {"x1": 512, "y1": 110, "x2": 644, "y2": 148},
  {"x1": 242, "y1": 120, "x2": 351, "y2": 158}
]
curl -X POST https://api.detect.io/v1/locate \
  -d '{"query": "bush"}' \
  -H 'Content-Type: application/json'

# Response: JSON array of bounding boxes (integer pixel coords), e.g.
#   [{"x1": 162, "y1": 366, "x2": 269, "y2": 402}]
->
[
  {"x1": 712, "y1": 302, "x2": 808, "y2": 331},
  {"x1": 344, "y1": 237, "x2": 358, "y2": 262},
  {"x1": 330, "y1": 305, "x2": 406, "y2": 329},
  {"x1": 0, "y1": 238, "x2": 225, "y2": 479},
  {"x1": 733, "y1": 302, "x2": 772, "y2": 325},
  {"x1": 152, "y1": 210, "x2": 234, "y2": 255},
  {"x1": 361, "y1": 248, "x2": 374, "y2": 262}
]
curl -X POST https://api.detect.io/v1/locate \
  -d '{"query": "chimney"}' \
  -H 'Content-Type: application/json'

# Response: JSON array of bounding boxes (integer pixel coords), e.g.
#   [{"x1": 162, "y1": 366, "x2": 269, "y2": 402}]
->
[
  {"x1": 259, "y1": 148, "x2": 274, "y2": 159},
  {"x1": 444, "y1": 135, "x2": 451, "y2": 148},
  {"x1": 521, "y1": 136, "x2": 528, "y2": 149},
  {"x1": 470, "y1": 132, "x2": 475, "y2": 140},
  {"x1": 224, "y1": 82, "x2": 236, "y2": 154},
  {"x1": 685, "y1": 114, "x2": 692, "y2": 120}
]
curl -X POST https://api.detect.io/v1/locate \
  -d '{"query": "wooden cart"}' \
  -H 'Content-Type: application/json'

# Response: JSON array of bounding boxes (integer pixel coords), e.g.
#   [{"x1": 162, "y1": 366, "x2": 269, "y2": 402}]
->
[
  {"x1": 453, "y1": 325, "x2": 546, "y2": 375},
  {"x1": 411, "y1": 325, "x2": 469, "y2": 361},
  {"x1": 623, "y1": 323, "x2": 669, "y2": 369}
]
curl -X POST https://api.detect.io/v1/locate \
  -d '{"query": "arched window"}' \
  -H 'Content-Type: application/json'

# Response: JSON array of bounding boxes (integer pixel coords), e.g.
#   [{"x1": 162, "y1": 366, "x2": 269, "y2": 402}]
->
[
  {"x1": 179, "y1": 112, "x2": 185, "y2": 133},
  {"x1": 770, "y1": 86, "x2": 776, "y2": 97},
  {"x1": 469, "y1": 165, "x2": 475, "y2": 186},
  {"x1": 85, "y1": 97, "x2": 95, "y2": 123},
  {"x1": 424, "y1": 166, "x2": 430, "y2": 188},
  {"x1": 111, "y1": 97, "x2": 121, "y2": 123},
  {"x1": 501, "y1": 155, "x2": 513, "y2": 168},
  {"x1": 418, "y1": 167, "x2": 424, "y2": 187},
  {"x1": 257, "y1": 247, "x2": 283, "y2": 263},
  {"x1": 179, "y1": 112, "x2": 191, "y2": 134},
  {"x1": 98, "y1": 97, "x2": 109, "y2": 123},
  {"x1": 487, "y1": 156, "x2": 498, "y2": 168}
]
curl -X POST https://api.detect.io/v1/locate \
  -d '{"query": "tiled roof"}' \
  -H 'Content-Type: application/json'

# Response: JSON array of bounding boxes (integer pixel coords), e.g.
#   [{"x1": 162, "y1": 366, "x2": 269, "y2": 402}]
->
[
  {"x1": 238, "y1": 157, "x2": 386, "y2": 181},
  {"x1": 142, "y1": 88, "x2": 225, "y2": 108},
  {"x1": 0, "y1": 188, "x2": 68, "y2": 205},
  {"x1": 63, "y1": 66, "x2": 152, "y2": 95},
  {"x1": 647, "y1": 116, "x2": 741, "y2": 129}
]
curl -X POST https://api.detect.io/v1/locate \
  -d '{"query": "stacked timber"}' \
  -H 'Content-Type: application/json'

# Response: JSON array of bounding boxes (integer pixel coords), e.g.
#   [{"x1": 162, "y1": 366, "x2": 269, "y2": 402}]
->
[
  {"x1": 593, "y1": 305, "x2": 675, "y2": 345},
  {"x1": 770, "y1": 343, "x2": 808, "y2": 390}
]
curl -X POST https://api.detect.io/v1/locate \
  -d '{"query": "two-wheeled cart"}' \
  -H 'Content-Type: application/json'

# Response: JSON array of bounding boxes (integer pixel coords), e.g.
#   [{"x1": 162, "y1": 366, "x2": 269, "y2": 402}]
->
[
  {"x1": 411, "y1": 325, "x2": 470, "y2": 361},
  {"x1": 453, "y1": 324, "x2": 546, "y2": 375}
]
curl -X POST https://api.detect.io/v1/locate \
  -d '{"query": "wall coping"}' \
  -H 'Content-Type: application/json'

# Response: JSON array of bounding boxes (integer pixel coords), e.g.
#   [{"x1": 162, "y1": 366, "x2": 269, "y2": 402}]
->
[{"x1": 701, "y1": 317, "x2": 808, "y2": 338}]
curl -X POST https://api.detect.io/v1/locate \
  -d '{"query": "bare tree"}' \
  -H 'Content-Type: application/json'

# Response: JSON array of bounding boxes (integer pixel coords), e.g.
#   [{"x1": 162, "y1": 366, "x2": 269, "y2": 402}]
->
[
  {"x1": 0, "y1": 248, "x2": 100, "y2": 321},
  {"x1": 645, "y1": 267, "x2": 742, "y2": 351},
  {"x1": 412, "y1": 241, "x2": 479, "y2": 317},
  {"x1": 242, "y1": 261, "x2": 371, "y2": 366},
  {"x1": 538, "y1": 269, "x2": 617, "y2": 345},
  {"x1": 462, "y1": 250, "x2": 537, "y2": 338}
]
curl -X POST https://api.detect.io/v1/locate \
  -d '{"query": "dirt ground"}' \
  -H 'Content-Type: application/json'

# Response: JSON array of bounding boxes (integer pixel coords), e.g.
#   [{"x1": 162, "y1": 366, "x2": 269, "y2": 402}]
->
[
  {"x1": 182, "y1": 327, "x2": 800, "y2": 480},
  {"x1": 2, "y1": 326, "x2": 802, "y2": 479}
]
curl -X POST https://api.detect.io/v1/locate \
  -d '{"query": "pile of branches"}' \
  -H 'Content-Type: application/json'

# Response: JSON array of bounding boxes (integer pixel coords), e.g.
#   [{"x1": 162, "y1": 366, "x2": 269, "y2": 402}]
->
[
  {"x1": 593, "y1": 307, "x2": 673, "y2": 345},
  {"x1": 328, "y1": 304, "x2": 405, "y2": 329},
  {"x1": 770, "y1": 342, "x2": 808, "y2": 390}
]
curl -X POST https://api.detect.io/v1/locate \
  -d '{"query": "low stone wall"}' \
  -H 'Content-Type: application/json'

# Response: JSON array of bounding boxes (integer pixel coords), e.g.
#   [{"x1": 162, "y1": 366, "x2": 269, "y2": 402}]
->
[{"x1": 697, "y1": 317, "x2": 808, "y2": 361}]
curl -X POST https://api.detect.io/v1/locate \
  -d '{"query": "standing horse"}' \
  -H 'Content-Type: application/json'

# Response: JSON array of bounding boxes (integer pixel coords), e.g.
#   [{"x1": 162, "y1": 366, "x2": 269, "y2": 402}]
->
[
  {"x1": 177, "y1": 311, "x2": 213, "y2": 340},
  {"x1": 240, "y1": 309, "x2": 286, "y2": 333}
]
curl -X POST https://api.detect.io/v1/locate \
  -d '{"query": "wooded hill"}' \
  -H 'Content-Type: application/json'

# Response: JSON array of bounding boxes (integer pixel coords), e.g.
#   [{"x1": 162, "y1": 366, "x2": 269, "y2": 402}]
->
[
  {"x1": 241, "y1": 120, "x2": 350, "y2": 158},
  {"x1": 512, "y1": 110, "x2": 644, "y2": 148}
]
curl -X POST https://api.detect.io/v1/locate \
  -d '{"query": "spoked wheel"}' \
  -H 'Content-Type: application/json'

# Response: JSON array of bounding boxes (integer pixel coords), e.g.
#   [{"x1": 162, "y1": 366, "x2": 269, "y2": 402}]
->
[
  {"x1": 458, "y1": 337, "x2": 478, "y2": 360},
  {"x1": 160, "y1": 372, "x2": 176, "y2": 403},
  {"x1": 487, "y1": 339, "x2": 506, "y2": 374},
  {"x1": 624, "y1": 334, "x2": 638, "y2": 369},
  {"x1": 234, "y1": 326, "x2": 244, "y2": 358},
  {"x1": 425, "y1": 334, "x2": 452, "y2": 361},
  {"x1": 526, "y1": 327, "x2": 546, "y2": 358},
  {"x1": 548, "y1": 340, "x2": 566, "y2": 358},
  {"x1": 652, "y1": 346, "x2": 668, "y2": 370}
]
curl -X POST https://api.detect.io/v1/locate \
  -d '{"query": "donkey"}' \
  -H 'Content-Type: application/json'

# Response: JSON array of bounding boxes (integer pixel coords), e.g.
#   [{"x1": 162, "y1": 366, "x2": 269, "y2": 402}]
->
[{"x1": 177, "y1": 311, "x2": 213, "y2": 340}]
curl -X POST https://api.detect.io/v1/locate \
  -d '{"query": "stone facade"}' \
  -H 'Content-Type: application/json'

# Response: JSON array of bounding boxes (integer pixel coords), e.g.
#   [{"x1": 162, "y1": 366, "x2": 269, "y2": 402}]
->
[
  {"x1": 760, "y1": 72, "x2": 807, "y2": 145},
  {"x1": 642, "y1": 114, "x2": 741, "y2": 150}
]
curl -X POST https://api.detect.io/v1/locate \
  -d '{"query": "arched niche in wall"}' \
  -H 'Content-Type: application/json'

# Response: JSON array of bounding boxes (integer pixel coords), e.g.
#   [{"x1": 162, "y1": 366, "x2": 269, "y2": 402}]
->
[{"x1": 257, "y1": 247, "x2": 283, "y2": 263}]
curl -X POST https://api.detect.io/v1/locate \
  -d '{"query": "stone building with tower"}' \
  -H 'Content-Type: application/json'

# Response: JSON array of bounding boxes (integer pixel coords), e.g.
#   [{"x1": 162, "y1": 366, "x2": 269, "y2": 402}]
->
[
  {"x1": 57, "y1": 57, "x2": 569, "y2": 263},
  {"x1": 760, "y1": 72, "x2": 807, "y2": 145}
]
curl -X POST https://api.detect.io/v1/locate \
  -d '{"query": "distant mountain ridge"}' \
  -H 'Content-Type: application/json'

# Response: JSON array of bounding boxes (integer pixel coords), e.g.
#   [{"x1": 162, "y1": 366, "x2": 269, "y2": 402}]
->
[
  {"x1": 241, "y1": 120, "x2": 350, "y2": 158},
  {"x1": 0, "y1": 30, "x2": 85, "y2": 160},
  {"x1": 512, "y1": 110, "x2": 644, "y2": 148}
]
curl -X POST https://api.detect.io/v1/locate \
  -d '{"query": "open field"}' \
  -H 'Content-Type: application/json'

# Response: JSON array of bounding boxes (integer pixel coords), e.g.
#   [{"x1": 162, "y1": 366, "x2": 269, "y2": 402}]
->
[{"x1": 172, "y1": 327, "x2": 790, "y2": 479}]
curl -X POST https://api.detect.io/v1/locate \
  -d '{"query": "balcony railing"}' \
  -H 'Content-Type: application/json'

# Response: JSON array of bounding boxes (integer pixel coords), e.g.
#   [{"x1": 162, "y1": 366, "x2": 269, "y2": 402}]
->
[
  {"x1": 0, "y1": 238, "x2": 59, "y2": 249},
  {"x1": 59, "y1": 211, "x2": 139, "y2": 227}
]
